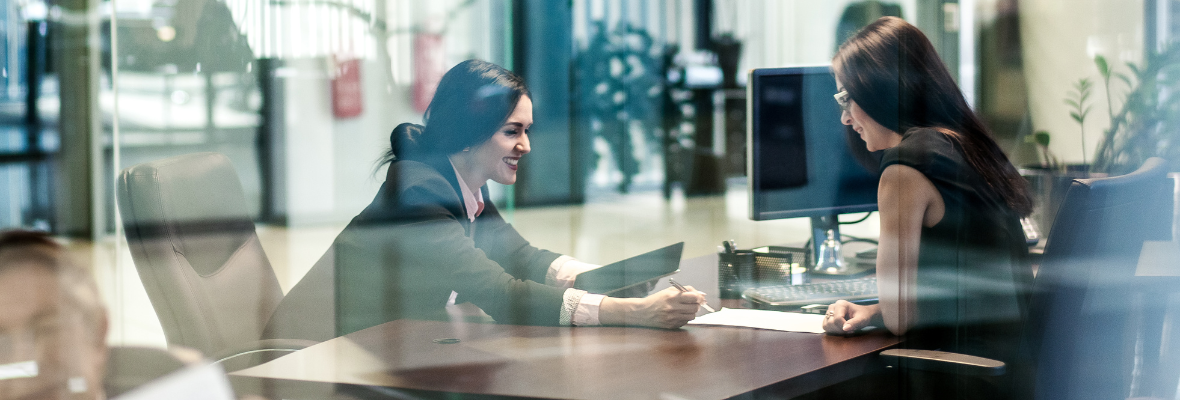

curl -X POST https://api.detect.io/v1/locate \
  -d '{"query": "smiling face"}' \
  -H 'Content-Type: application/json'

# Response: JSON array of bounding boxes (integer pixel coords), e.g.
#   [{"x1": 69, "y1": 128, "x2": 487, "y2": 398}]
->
[
  {"x1": 836, "y1": 81, "x2": 902, "y2": 152},
  {"x1": 453, "y1": 96, "x2": 533, "y2": 187}
]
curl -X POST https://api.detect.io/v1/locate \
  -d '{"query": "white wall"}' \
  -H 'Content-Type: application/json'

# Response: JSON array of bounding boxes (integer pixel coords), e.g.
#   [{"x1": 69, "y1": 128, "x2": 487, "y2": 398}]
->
[
  {"x1": 278, "y1": 57, "x2": 410, "y2": 226},
  {"x1": 1020, "y1": 0, "x2": 1144, "y2": 165},
  {"x1": 275, "y1": 0, "x2": 498, "y2": 226},
  {"x1": 721, "y1": 0, "x2": 918, "y2": 72}
]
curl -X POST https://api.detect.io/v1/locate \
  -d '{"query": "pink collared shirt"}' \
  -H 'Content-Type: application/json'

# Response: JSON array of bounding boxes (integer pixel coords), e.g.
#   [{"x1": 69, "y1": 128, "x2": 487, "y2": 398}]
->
[{"x1": 450, "y1": 162, "x2": 485, "y2": 222}]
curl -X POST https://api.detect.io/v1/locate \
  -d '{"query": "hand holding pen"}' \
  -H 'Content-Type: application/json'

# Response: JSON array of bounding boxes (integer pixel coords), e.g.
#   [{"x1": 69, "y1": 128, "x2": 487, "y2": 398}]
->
[
  {"x1": 669, "y1": 278, "x2": 716, "y2": 313},
  {"x1": 600, "y1": 283, "x2": 704, "y2": 328}
]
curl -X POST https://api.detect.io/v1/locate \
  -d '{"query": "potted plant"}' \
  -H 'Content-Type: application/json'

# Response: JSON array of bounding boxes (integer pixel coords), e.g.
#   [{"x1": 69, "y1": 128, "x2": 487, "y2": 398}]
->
[
  {"x1": 1088, "y1": 46, "x2": 1180, "y2": 175},
  {"x1": 1023, "y1": 43, "x2": 1180, "y2": 231}
]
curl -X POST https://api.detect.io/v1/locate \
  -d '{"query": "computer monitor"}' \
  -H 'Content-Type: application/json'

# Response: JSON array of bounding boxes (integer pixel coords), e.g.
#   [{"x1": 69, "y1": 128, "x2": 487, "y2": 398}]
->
[{"x1": 746, "y1": 66, "x2": 880, "y2": 274}]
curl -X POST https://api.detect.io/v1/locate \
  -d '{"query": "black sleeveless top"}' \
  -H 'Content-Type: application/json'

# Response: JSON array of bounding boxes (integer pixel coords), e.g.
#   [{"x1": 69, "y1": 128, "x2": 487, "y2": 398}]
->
[{"x1": 880, "y1": 128, "x2": 1031, "y2": 362}]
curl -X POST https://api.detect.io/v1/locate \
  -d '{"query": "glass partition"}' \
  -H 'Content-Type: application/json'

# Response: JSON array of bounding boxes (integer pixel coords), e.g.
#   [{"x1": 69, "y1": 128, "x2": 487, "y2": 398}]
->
[{"x1": 2, "y1": 0, "x2": 1174, "y2": 398}]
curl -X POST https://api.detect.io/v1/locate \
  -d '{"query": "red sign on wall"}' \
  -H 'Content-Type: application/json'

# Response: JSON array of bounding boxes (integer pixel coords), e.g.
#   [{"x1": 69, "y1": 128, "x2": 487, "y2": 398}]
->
[
  {"x1": 413, "y1": 33, "x2": 446, "y2": 113},
  {"x1": 332, "y1": 57, "x2": 363, "y2": 118}
]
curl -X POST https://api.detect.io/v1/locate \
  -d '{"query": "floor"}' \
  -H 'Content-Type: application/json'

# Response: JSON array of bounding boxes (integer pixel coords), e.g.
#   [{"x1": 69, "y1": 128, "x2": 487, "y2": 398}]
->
[{"x1": 68, "y1": 181, "x2": 882, "y2": 348}]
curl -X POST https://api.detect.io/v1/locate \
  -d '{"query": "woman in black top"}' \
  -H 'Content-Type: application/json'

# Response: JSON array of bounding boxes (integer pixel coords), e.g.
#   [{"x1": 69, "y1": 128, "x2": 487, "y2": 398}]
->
[
  {"x1": 273, "y1": 60, "x2": 703, "y2": 340},
  {"x1": 821, "y1": 17, "x2": 1034, "y2": 397}
]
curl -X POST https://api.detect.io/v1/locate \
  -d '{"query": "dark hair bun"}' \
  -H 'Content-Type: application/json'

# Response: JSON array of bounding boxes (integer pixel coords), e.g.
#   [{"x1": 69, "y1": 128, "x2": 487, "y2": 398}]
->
[{"x1": 388, "y1": 122, "x2": 425, "y2": 160}]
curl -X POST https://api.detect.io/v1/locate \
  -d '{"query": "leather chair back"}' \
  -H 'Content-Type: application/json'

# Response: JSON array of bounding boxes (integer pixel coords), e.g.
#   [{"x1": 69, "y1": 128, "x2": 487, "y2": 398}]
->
[
  {"x1": 1028, "y1": 157, "x2": 1173, "y2": 399},
  {"x1": 117, "y1": 152, "x2": 282, "y2": 357}
]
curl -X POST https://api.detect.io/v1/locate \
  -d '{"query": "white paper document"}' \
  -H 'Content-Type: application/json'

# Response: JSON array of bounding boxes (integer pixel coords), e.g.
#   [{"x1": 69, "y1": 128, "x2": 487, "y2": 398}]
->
[
  {"x1": 114, "y1": 363, "x2": 234, "y2": 400},
  {"x1": 687, "y1": 308, "x2": 826, "y2": 333}
]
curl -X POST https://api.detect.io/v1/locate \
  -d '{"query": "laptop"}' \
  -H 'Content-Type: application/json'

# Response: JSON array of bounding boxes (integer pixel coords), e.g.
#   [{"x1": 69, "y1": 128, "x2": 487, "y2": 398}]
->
[{"x1": 573, "y1": 242, "x2": 684, "y2": 295}]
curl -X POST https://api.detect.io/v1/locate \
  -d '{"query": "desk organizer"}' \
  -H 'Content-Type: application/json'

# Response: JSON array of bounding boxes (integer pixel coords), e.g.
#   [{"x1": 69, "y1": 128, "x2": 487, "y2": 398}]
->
[{"x1": 719, "y1": 246, "x2": 810, "y2": 299}]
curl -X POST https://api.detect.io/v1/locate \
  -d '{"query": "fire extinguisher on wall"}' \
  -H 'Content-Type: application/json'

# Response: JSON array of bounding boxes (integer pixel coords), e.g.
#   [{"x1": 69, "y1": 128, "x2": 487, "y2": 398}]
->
[
  {"x1": 412, "y1": 33, "x2": 446, "y2": 113},
  {"x1": 331, "y1": 55, "x2": 364, "y2": 119}
]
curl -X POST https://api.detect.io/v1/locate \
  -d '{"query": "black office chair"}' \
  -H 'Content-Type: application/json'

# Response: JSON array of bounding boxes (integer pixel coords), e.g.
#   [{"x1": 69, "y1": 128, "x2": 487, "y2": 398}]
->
[{"x1": 882, "y1": 157, "x2": 1176, "y2": 399}]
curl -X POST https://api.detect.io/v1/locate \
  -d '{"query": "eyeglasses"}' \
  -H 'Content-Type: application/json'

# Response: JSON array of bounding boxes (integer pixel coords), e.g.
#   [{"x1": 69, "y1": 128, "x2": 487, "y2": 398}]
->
[{"x1": 833, "y1": 90, "x2": 851, "y2": 111}]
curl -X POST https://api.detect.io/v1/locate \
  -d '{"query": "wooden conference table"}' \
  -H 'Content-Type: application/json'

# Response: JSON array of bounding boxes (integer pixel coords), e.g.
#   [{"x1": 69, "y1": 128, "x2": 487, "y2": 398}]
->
[{"x1": 230, "y1": 252, "x2": 900, "y2": 400}]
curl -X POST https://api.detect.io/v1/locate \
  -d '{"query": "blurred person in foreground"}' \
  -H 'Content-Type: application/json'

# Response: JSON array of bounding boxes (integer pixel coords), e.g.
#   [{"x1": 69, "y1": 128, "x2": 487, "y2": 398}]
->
[{"x1": 0, "y1": 230, "x2": 107, "y2": 400}]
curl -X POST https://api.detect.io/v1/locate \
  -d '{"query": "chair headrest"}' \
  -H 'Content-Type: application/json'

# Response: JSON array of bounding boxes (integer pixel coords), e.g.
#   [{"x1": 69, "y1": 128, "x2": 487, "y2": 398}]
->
[
  {"x1": 118, "y1": 153, "x2": 257, "y2": 276},
  {"x1": 1073, "y1": 157, "x2": 1169, "y2": 209}
]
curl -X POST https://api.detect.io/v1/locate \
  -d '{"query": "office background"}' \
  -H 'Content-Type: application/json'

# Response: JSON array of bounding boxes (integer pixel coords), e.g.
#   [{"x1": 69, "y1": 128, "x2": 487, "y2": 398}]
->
[{"x1": 1, "y1": 0, "x2": 1178, "y2": 383}]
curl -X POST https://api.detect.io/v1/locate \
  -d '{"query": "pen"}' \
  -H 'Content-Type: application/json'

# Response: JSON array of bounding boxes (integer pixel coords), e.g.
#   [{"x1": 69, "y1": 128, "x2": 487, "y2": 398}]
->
[{"x1": 668, "y1": 278, "x2": 716, "y2": 313}]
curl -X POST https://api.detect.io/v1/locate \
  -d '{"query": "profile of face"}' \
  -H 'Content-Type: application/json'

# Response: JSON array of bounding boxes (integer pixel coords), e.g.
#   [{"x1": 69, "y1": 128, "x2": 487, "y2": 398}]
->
[
  {"x1": 456, "y1": 95, "x2": 533, "y2": 186},
  {"x1": 0, "y1": 261, "x2": 106, "y2": 400},
  {"x1": 835, "y1": 81, "x2": 901, "y2": 152}
]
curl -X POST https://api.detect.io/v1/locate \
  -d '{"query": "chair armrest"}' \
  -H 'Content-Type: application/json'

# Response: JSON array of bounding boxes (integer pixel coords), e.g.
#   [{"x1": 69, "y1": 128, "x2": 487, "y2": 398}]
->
[
  {"x1": 209, "y1": 339, "x2": 319, "y2": 372},
  {"x1": 880, "y1": 349, "x2": 1006, "y2": 376}
]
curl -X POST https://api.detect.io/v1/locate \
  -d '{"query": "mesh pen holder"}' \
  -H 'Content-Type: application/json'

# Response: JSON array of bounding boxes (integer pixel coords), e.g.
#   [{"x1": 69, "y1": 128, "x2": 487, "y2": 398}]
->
[
  {"x1": 756, "y1": 246, "x2": 810, "y2": 285},
  {"x1": 719, "y1": 246, "x2": 811, "y2": 299},
  {"x1": 719, "y1": 250, "x2": 755, "y2": 299}
]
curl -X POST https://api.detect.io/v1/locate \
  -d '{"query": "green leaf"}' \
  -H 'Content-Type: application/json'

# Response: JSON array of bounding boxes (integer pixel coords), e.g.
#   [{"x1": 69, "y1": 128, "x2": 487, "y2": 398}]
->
[
  {"x1": 1095, "y1": 55, "x2": 1111, "y2": 78},
  {"x1": 1117, "y1": 72, "x2": 1134, "y2": 88},
  {"x1": 1071, "y1": 112, "x2": 1083, "y2": 123},
  {"x1": 1127, "y1": 62, "x2": 1142, "y2": 76},
  {"x1": 1034, "y1": 131, "x2": 1051, "y2": 147},
  {"x1": 1065, "y1": 98, "x2": 1080, "y2": 108}
]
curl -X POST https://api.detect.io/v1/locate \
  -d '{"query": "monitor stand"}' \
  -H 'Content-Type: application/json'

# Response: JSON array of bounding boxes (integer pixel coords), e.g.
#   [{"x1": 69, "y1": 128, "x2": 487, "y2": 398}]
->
[{"x1": 809, "y1": 215, "x2": 874, "y2": 276}]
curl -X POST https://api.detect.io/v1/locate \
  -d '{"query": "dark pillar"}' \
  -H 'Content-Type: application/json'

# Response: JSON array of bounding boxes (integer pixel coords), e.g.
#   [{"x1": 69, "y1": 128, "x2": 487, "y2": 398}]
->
[
  {"x1": 256, "y1": 58, "x2": 286, "y2": 224},
  {"x1": 25, "y1": 21, "x2": 47, "y2": 149},
  {"x1": 25, "y1": 20, "x2": 53, "y2": 229},
  {"x1": 685, "y1": 0, "x2": 725, "y2": 195},
  {"x1": 512, "y1": 0, "x2": 577, "y2": 206},
  {"x1": 695, "y1": 0, "x2": 713, "y2": 50},
  {"x1": 52, "y1": 0, "x2": 99, "y2": 237}
]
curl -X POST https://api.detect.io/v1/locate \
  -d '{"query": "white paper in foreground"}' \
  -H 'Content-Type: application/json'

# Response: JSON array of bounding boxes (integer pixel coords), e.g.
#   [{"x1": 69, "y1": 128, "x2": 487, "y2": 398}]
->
[
  {"x1": 113, "y1": 362, "x2": 234, "y2": 400},
  {"x1": 687, "y1": 308, "x2": 826, "y2": 333}
]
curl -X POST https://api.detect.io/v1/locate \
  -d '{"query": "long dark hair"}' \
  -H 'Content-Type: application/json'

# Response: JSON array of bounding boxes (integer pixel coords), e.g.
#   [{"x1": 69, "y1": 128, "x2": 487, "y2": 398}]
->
[
  {"x1": 381, "y1": 59, "x2": 530, "y2": 164},
  {"x1": 833, "y1": 17, "x2": 1033, "y2": 216}
]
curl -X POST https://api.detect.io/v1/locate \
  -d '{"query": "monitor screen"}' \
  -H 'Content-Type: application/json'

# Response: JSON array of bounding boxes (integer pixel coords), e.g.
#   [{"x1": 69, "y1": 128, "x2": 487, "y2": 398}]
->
[{"x1": 747, "y1": 66, "x2": 880, "y2": 221}]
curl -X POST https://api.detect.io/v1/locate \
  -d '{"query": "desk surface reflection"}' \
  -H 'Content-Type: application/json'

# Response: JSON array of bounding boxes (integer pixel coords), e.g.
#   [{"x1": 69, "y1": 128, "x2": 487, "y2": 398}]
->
[{"x1": 231, "y1": 316, "x2": 898, "y2": 399}]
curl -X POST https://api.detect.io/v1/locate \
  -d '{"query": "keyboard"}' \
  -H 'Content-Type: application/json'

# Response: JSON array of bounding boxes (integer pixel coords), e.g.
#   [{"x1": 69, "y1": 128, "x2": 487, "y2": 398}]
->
[{"x1": 742, "y1": 277, "x2": 878, "y2": 310}]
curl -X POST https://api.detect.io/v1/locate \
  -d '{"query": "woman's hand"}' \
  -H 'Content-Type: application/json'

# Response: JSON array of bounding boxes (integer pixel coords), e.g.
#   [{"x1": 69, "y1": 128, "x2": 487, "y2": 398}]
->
[
  {"x1": 823, "y1": 300, "x2": 881, "y2": 335},
  {"x1": 599, "y1": 286, "x2": 704, "y2": 329}
]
